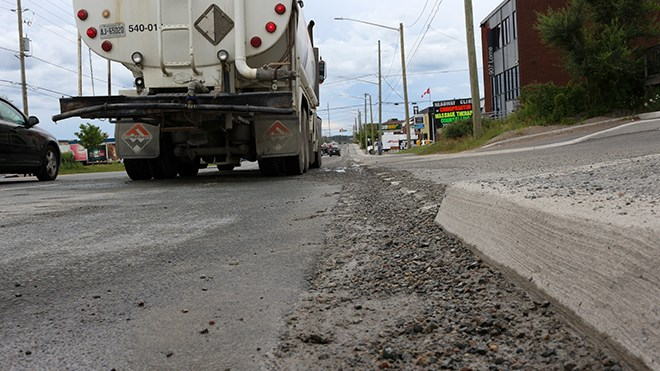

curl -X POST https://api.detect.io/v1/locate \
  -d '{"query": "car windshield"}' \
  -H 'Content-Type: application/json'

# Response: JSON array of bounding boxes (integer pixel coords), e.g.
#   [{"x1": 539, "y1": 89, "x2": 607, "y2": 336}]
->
[{"x1": 0, "y1": 100, "x2": 26, "y2": 126}]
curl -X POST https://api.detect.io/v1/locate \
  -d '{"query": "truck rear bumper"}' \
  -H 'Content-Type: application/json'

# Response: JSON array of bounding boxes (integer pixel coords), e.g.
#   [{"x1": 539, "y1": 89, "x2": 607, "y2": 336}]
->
[{"x1": 53, "y1": 92, "x2": 295, "y2": 122}]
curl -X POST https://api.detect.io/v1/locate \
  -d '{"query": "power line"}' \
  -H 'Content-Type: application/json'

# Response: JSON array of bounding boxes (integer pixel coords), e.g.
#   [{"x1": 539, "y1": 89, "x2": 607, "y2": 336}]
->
[
  {"x1": 0, "y1": 46, "x2": 130, "y2": 91},
  {"x1": 40, "y1": 0, "x2": 72, "y2": 16},
  {"x1": 407, "y1": 0, "x2": 431, "y2": 28},
  {"x1": 25, "y1": 1, "x2": 77, "y2": 30},
  {"x1": 407, "y1": 0, "x2": 443, "y2": 67},
  {"x1": 0, "y1": 78, "x2": 70, "y2": 98}
]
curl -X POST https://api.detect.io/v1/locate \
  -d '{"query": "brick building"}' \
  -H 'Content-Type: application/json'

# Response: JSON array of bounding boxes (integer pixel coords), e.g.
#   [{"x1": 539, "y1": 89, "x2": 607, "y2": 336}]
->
[{"x1": 480, "y1": 0, "x2": 571, "y2": 117}]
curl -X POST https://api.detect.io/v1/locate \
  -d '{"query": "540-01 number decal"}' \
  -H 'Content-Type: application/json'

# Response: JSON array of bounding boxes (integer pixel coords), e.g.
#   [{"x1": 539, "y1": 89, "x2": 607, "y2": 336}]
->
[{"x1": 128, "y1": 24, "x2": 158, "y2": 33}]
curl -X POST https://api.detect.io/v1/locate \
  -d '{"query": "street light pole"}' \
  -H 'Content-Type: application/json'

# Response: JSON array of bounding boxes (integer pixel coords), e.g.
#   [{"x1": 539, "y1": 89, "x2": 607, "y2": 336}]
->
[
  {"x1": 15, "y1": 0, "x2": 28, "y2": 115},
  {"x1": 335, "y1": 17, "x2": 411, "y2": 148}
]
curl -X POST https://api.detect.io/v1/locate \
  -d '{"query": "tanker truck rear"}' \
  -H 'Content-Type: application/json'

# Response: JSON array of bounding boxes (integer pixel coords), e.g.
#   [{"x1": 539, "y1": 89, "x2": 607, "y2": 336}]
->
[{"x1": 54, "y1": 0, "x2": 326, "y2": 179}]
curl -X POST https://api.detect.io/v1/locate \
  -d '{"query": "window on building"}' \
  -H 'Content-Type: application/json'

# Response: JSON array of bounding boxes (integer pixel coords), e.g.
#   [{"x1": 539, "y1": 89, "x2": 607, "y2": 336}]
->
[
  {"x1": 502, "y1": 17, "x2": 511, "y2": 46},
  {"x1": 512, "y1": 11, "x2": 517, "y2": 39},
  {"x1": 503, "y1": 66, "x2": 520, "y2": 102},
  {"x1": 489, "y1": 26, "x2": 501, "y2": 51},
  {"x1": 492, "y1": 73, "x2": 504, "y2": 115}
]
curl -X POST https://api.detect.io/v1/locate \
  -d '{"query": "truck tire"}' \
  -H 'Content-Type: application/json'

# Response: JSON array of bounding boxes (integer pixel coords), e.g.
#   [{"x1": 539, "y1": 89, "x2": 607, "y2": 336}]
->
[
  {"x1": 310, "y1": 149, "x2": 322, "y2": 169},
  {"x1": 179, "y1": 160, "x2": 200, "y2": 177},
  {"x1": 217, "y1": 164, "x2": 235, "y2": 171},
  {"x1": 150, "y1": 137, "x2": 180, "y2": 179},
  {"x1": 258, "y1": 158, "x2": 281, "y2": 176},
  {"x1": 283, "y1": 111, "x2": 308, "y2": 176},
  {"x1": 124, "y1": 159, "x2": 152, "y2": 180},
  {"x1": 150, "y1": 157, "x2": 179, "y2": 179}
]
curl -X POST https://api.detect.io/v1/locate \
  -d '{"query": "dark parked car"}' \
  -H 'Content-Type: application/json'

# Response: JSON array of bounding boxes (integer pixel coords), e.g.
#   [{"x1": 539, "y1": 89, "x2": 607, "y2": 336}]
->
[
  {"x1": 328, "y1": 146, "x2": 341, "y2": 156},
  {"x1": 0, "y1": 97, "x2": 60, "y2": 181}
]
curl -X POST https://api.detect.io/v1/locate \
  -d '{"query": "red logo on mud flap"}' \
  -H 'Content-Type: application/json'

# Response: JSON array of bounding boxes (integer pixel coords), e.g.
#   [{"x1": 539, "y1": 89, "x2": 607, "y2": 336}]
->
[
  {"x1": 122, "y1": 123, "x2": 154, "y2": 154},
  {"x1": 265, "y1": 121, "x2": 291, "y2": 152}
]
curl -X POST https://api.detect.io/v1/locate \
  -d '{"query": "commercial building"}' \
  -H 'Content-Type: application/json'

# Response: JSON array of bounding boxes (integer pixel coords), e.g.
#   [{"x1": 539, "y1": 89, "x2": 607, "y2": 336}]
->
[{"x1": 480, "y1": 0, "x2": 571, "y2": 118}]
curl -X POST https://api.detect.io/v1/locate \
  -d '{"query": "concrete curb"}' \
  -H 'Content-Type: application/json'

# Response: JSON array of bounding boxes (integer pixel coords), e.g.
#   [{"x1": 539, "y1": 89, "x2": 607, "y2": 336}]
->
[
  {"x1": 436, "y1": 182, "x2": 659, "y2": 370},
  {"x1": 481, "y1": 111, "x2": 660, "y2": 150}
]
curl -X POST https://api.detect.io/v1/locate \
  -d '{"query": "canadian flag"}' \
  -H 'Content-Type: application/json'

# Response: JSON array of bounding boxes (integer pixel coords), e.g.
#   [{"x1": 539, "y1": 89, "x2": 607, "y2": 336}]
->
[{"x1": 421, "y1": 88, "x2": 430, "y2": 98}]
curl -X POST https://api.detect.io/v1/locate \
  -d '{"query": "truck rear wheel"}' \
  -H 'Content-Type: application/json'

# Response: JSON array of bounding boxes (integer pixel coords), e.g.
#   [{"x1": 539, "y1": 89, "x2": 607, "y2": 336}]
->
[
  {"x1": 124, "y1": 159, "x2": 152, "y2": 180},
  {"x1": 179, "y1": 160, "x2": 200, "y2": 177},
  {"x1": 283, "y1": 154, "x2": 304, "y2": 175},
  {"x1": 150, "y1": 157, "x2": 180, "y2": 179},
  {"x1": 217, "y1": 164, "x2": 236, "y2": 171},
  {"x1": 310, "y1": 149, "x2": 322, "y2": 169},
  {"x1": 258, "y1": 158, "x2": 281, "y2": 176},
  {"x1": 283, "y1": 111, "x2": 308, "y2": 176},
  {"x1": 150, "y1": 137, "x2": 180, "y2": 179}
]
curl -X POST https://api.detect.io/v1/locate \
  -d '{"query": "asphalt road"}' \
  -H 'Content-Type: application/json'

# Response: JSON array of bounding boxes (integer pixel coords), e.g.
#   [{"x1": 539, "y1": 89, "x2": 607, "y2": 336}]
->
[
  {"x1": 0, "y1": 165, "x2": 341, "y2": 370},
  {"x1": 0, "y1": 116, "x2": 657, "y2": 370}
]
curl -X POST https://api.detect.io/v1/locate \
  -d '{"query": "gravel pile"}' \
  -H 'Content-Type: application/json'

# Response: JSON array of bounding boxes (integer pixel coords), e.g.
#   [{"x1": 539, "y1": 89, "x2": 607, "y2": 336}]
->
[{"x1": 267, "y1": 164, "x2": 624, "y2": 370}]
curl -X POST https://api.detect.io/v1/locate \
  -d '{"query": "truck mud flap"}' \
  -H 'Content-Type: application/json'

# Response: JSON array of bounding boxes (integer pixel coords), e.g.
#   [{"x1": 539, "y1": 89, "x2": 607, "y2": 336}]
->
[
  {"x1": 115, "y1": 122, "x2": 160, "y2": 159},
  {"x1": 255, "y1": 116, "x2": 301, "y2": 157}
]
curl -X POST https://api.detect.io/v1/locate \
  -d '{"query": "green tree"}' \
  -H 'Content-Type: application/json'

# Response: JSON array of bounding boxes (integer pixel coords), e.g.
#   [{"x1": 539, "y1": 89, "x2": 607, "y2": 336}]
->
[
  {"x1": 75, "y1": 123, "x2": 108, "y2": 150},
  {"x1": 536, "y1": 0, "x2": 660, "y2": 112}
]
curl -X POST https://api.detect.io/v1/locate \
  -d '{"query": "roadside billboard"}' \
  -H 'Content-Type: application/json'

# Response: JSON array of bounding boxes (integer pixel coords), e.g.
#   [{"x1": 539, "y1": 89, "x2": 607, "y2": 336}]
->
[{"x1": 433, "y1": 98, "x2": 473, "y2": 126}]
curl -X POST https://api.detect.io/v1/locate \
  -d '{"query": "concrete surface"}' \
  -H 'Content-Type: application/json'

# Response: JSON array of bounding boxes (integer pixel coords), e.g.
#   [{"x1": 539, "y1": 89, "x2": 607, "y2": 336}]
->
[
  {"x1": 436, "y1": 114, "x2": 659, "y2": 370},
  {"x1": 356, "y1": 112, "x2": 660, "y2": 370}
]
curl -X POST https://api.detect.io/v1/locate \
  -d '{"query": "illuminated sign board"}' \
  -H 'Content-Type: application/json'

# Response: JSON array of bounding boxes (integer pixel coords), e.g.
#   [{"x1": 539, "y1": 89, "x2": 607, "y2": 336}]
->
[
  {"x1": 381, "y1": 123, "x2": 402, "y2": 131},
  {"x1": 433, "y1": 98, "x2": 473, "y2": 126}
]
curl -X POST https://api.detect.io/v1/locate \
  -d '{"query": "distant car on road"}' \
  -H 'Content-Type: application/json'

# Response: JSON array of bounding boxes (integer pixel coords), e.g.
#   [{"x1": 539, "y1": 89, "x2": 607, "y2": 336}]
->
[
  {"x1": 0, "y1": 97, "x2": 60, "y2": 181},
  {"x1": 328, "y1": 146, "x2": 341, "y2": 157}
]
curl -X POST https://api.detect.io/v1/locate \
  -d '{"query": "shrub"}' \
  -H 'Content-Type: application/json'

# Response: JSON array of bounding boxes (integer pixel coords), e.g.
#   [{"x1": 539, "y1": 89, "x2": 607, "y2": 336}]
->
[
  {"x1": 61, "y1": 151, "x2": 76, "y2": 164},
  {"x1": 443, "y1": 119, "x2": 473, "y2": 139},
  {"x1": 60, "y1": 152, "x2": 83, "y2": 170},
  {"x1": 642, "y1": 87, "x2": 660, "y2": 112},
  {"x1": 515, "y1": 82, "x2": 588, "y2": 125}
]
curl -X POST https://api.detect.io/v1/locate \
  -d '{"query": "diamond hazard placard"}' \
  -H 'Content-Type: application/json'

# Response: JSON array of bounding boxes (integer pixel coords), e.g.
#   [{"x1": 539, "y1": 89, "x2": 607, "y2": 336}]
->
[
  {"x1": 122, "y1": 123, "x2": 154, "y2": 154},
  {"x1": 265, "y1": 121, "x2": 292, "y2": 152}
]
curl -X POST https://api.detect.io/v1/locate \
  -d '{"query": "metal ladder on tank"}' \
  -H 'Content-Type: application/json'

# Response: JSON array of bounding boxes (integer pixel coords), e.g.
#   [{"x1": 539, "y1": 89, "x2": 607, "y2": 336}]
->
[{"x1": 156, "y1": 0, "x2": 200, "y2": 76}]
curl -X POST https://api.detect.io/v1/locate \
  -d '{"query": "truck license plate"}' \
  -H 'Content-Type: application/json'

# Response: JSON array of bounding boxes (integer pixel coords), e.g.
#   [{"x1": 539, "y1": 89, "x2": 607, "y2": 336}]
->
[{"x1": 100, "y1": 23, "x2": 126, "y2": 39}]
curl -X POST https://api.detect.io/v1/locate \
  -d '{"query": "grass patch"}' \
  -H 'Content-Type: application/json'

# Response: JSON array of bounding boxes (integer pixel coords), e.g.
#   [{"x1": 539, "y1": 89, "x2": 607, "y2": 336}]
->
[
  {"x1": 60, "y1": 162, "x2": 125, "y2": 175},
  {"x1": 401, "y1": 116, "x2": 533, "y2": 155}
]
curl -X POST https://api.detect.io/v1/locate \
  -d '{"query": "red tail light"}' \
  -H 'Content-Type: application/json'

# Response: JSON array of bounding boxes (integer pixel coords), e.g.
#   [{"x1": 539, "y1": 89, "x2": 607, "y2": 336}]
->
[
  {"x1": 86, "y1": 27, "x2": 98, "y2": 38},
  {"x1": 274, "y1": 4, "x2": 286, "y2": 15},
  {"x1": 101, "y1": 41, "x2": 113, "y2": 52},
  {"x1": 250, "y1": 37, "x2": 262, "y2": 48},
  {"x1": 77, "y1": 9, "x2": 88, "y2": 21},
  {"x1": 265, "y1": 22, "x2": 277, "y2": 33}
]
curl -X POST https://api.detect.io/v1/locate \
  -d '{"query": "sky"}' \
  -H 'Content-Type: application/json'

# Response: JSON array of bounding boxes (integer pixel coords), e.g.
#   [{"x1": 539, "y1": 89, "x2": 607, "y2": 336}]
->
[{"x1": 0, "y1": 0, "x2": 505, "y2": 140}]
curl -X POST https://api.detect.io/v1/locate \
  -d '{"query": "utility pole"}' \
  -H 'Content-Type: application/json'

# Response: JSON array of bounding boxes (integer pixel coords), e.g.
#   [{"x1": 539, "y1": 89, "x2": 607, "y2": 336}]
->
[
  {"x1": 378, "y1": 40, "x2": 383, "y2": 149},
  {"x1": 357, "y1": 110, "x2": 362, "y2": 147},
  {"x1": 400, "y1": 23, "x2": 412, "y2": 149},
  {"x1": 364, "y1": 94, "x2": 368, "y2": 151},
  {"x1": 15, "y1": 0, "x2": 28, "y2": 115},
  {"x1": 369, "y1": 94, "x2": 375, "y2": 154},
  {"x1": 464, "y1": 0, "x2": 483, "y2": 138},
  {"x1": 333, "y1": 18, "x2": 409, "y2": 148},
  {"x1": 327, "y1": 102, "x2": 331, "y2": 139}
]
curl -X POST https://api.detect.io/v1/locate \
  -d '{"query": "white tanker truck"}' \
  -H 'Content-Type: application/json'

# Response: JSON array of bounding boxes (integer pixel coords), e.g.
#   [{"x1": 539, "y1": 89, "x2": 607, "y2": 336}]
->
[{"x1": 54, "y1": 0, "x2": 326, "y2": 179}]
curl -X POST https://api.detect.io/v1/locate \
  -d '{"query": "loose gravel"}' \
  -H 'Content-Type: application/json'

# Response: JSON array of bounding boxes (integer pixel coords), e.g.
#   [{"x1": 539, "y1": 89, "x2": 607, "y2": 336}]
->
[{"x1": 267, "y1": 163, "x2": 624, "y2": 370}]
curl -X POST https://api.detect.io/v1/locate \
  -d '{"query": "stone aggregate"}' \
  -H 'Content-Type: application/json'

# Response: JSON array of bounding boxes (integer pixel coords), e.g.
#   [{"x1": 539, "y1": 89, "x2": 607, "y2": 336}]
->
[{"x1": 268, "y1": 164, "x2": 623, "y2": 370}]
